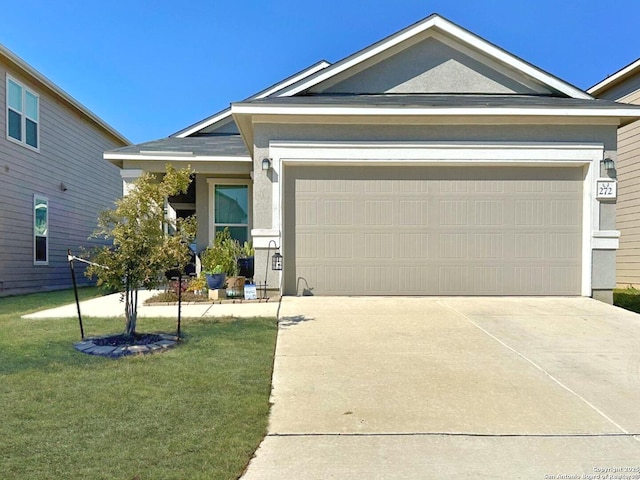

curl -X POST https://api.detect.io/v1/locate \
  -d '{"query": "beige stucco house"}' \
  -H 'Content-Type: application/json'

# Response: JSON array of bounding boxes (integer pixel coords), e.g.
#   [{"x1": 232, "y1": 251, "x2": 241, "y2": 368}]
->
[
  {"x1": 589, "y1": 59, "x2": 640, "y2": 288},
  {"x1": 106, "y1": 14, "x2": 640, "y2": 302},
  {"x1": 1, "y1": 44, "x2": 129, "y2": 296}
]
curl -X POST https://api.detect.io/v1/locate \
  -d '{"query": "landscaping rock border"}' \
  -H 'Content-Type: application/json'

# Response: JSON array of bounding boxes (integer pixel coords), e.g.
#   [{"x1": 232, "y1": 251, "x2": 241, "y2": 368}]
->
[{"x1": 74, "y1": 333, "x2": 178, "y2": 359}]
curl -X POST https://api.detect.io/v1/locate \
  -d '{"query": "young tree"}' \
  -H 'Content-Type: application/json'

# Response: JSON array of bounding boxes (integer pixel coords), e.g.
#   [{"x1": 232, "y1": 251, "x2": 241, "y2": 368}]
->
[{"x1": 85, "y1": 165, "x2": 196, "y2": 337}]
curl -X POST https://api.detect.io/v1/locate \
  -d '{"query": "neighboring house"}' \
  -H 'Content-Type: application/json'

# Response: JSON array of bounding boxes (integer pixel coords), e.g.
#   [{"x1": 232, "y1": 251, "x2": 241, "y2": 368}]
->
[
  {"x1": 0, "y1": 44, "x2": 129, "y2": 296},
  {"x1": 105, "y1": 14, "x2": 640, "y2": 303},
  {"x1": 588, "y1": 59, "x2": 640, "y2": 288}
]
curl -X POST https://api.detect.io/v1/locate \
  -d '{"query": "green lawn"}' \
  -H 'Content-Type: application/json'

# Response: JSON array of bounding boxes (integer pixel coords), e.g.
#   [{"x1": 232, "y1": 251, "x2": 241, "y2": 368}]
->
[
  {"x1": 0, "y1": 289, "x2": 277, "y2": 480},
  {"x1": 614, "y1": 286, "x2": 640, "y2": 314}
]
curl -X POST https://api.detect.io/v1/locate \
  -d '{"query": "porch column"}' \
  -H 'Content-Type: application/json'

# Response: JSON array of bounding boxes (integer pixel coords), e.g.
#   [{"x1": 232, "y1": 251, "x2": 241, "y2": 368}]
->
[{"x1": 120, "y1": 169, "x2": 144, "y2": 196}]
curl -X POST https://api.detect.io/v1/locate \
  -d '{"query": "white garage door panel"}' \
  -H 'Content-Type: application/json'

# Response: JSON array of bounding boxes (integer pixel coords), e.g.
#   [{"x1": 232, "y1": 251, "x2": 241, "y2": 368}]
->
[{"x1": 284, "y1": 166, "x2": 583, "y2": 296}]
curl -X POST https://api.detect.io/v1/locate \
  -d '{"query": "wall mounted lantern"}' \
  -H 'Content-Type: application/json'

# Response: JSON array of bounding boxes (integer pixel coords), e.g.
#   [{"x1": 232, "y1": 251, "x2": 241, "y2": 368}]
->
[
  {"x1": 262, "y1": 158, "x2": 271, "y2": 171},
  {"x1": 602, "y1": 158, "x2": 615, "y2": 171}
]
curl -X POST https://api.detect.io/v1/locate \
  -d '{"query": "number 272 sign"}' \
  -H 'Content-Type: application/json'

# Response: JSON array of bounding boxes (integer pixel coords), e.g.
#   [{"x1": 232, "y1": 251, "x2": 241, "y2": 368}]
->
[{"x1": 596, "y1": 179, "x2": 617, "y2": 200}]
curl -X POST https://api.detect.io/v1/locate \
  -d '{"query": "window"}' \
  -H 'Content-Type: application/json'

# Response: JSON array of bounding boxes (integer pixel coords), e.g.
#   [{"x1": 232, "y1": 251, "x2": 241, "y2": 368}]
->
[
  {"x1": 7, "y1": 76, "x2": 39, "y2": 149},
  {"x1": 208, "y1": 180, "x2": 250, "y2": 244},
  {"x1": 34, "y1": 195, "x2": 48, "y2": 264}
]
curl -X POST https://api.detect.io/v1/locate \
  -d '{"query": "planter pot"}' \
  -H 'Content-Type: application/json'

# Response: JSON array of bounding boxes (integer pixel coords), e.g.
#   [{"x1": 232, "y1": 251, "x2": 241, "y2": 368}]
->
[
  {"x1": 237, "y1": 256, "x2": 254, "y2": 279},
  {"x1": 205, "y1": 273, "x2": 226, "y2": 290},
  {"x1": 226, "y1": 276, "x2": 246, "y2": 298}
]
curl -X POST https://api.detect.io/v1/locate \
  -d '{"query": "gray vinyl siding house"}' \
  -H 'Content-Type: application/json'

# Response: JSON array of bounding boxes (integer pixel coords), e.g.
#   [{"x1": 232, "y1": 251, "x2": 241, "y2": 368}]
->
[
  {"x1": 0, "y1": 44, "x2": 129, "y2": 296},
  {"x1": 106, "y1": 14, "x2": 640, "y2": 303},
  {"x1": 589, "y1": 60, "x2": 640, "y2": 288}
]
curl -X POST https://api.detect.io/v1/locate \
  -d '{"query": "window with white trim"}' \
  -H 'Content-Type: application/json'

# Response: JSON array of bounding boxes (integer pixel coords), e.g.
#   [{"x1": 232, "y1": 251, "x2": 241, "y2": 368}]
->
[
  {"x1": 7, "y1": 75, "x2": 39, "y2": 149},
  {"x1": 208, "y1": 180, "x2": 251, "y2": 244},
  {"x1": 34, "y1": 195, "x2": 48, "y2": 264}
]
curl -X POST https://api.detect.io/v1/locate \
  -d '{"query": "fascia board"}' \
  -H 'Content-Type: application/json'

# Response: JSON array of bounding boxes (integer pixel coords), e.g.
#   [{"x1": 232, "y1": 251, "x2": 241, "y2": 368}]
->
[
  {"x1": 174, "y1": 109, "x2": 232, "y2": 138},
  {"x1": 231, "y1": 103, "x2": 640, "y2": 121},
  {"x1": 588, "y1": 58, "x2": 640, "y2": 95},
  {"x1": 275, "y1": 15, "x2": 591, "y2": 100},
  {"x1": 103, "y1": 152, "x2": 251, "y2": 162},
  {"x1": 0, "y1": 43, "x2": 130, "y2": 146},
  {"x1": 175, "y1": 61, "x2": 331, "y2": 138},
  {"x1": 433, "y1": 17, "x2": 592, "y2": 100},
  {"x1": 248, "y1": 60, "x2": 331, "y2": 100},
  {"x1": 231, "y1": 111, "x2": 256, "y2": 156}
]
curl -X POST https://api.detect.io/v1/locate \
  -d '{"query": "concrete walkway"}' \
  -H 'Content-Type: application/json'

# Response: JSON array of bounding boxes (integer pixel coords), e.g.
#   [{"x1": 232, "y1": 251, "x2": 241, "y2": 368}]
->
[
  {"x1": 242, "y1": 296, "x2": 640, "y2": 479},
  {"x1": 22, "y1": 290, "x2": 280, "y2": 319}
]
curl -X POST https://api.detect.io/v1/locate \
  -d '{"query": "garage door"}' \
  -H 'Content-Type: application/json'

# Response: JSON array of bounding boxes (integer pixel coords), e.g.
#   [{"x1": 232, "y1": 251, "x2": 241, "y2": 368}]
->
[{"x1": 283, "y1": 166, "x2": 583, "y2": 296}]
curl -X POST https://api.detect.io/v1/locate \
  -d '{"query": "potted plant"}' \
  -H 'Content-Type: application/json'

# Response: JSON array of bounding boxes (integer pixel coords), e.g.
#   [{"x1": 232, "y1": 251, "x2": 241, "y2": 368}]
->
[
  {"x1": 237, "y1": 241, "x2": 255, "y2": 279},
  {"x1": 201, "y1": 229, "x2": 234, "y2": 290},
  {"x1": 201, "y1": 265, "x2": 224, "y2": 290},
  {"x1": 200, "y1": 228, "x2": 245, "y2": 295}
]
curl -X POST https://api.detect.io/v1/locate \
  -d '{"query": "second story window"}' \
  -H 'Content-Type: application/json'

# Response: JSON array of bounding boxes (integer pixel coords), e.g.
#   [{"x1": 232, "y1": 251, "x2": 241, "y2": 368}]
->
[{"x1": 7, "y1": 76, "x2": 39, "y2": 150}]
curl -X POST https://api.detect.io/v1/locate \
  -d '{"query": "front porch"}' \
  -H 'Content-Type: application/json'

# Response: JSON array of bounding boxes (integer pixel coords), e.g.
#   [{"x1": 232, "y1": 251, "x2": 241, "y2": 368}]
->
[{"x1": 104, "y1": 134, "x2": 283, "y2": 296}]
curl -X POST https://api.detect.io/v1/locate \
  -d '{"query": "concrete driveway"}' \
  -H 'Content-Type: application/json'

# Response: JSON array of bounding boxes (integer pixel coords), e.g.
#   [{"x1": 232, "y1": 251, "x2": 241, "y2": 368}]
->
[{"x1": 242, "y1": 296, "x2": 640, "y2": 479}]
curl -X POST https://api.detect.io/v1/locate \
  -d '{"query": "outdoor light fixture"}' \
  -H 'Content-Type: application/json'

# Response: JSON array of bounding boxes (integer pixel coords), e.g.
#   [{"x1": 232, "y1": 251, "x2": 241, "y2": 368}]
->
[
  {"x1": 272, "y1": 251, "x2": 283, "y2": 271},
  {"x1": 263, "y1": 240, "x2": 282, "y2": 298},
  {"x1": 262, "y1": 158, "x2": 271, "y2": 171},
  {"x1": 602, "y1": 158, "x2": 615, "y2": 171},
  {"x1": 60, "y1": 182, "x2": 68, "y2": 192}
]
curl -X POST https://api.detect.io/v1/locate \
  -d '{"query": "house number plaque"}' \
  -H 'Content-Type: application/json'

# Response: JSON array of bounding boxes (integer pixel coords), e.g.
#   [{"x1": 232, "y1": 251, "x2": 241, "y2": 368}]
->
[{"x1": 596, "y1": 179, "x2": 617, "y2": 200}]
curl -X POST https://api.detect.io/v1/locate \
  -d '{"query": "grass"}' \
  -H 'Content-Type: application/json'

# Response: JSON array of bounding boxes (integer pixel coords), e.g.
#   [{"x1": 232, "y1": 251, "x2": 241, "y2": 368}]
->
[
  {"x1": 0, "y1": 286, "x2": 106, "y2": 315},
  {"x1": 0, "y1": 288, "x2": 278, "y2": 480},
  {"x1": 613, "y1": 286, "x2": 640, "y2": 314}
]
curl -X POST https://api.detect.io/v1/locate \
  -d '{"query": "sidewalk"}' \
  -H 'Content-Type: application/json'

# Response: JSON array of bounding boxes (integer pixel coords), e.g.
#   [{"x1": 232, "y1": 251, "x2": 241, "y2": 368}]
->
[{"x1": 22, "y1": 290, "x2": 280, "y2": 319}]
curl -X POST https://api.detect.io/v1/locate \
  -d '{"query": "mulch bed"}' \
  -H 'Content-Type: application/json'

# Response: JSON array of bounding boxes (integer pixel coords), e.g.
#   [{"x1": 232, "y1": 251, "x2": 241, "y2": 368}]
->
[{"x1": 92, "y1": 333, "x2": 165, "y2": 347}]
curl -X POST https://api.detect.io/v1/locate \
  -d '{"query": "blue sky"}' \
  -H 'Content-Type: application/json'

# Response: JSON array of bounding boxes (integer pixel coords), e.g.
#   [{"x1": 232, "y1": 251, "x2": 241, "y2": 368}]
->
[{"x1": 2, "y1": 1, "x2": 638, "y2": 144}]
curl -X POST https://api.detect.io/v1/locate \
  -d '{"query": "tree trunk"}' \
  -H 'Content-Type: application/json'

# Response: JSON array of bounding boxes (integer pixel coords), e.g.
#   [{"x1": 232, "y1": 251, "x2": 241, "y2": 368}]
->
[{"x1": 124, "y1": 285, "x2": 138, "y2": 337}]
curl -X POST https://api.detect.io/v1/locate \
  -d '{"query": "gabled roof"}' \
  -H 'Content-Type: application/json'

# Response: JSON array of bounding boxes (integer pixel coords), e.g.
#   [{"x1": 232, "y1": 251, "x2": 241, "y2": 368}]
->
[
  {"x1": 110, "y1": 13, "x2": 640, "y2": 168},
  {"x1": 172, "y1": 60, "x2": 331, "y2": 138},
  {"x1": 588, "y1": 58, "x2": 640, "y2": 96},
  {"x1": 270, "y1": 13, "x2": 592, "y2": 100},
  {"x1": 0, "y1": 43, "x2": 130, "y2": 146},
  {"x1": 232, "y1": 14, "x2": 640, "y2": 149},
  {"x1": 104, "y1": 134, "x2": 249, "y2": 168}
]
